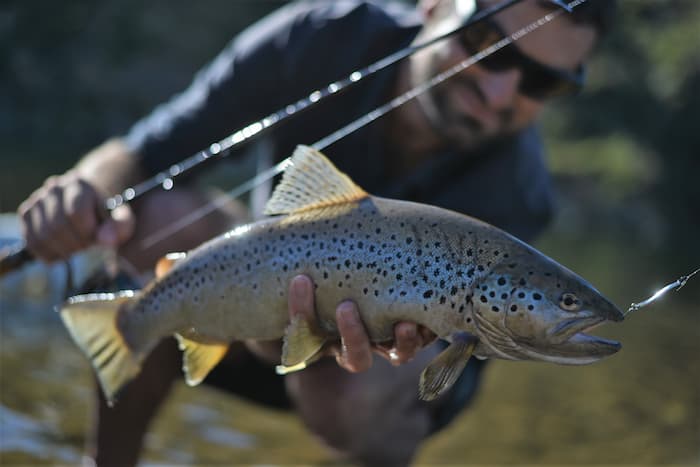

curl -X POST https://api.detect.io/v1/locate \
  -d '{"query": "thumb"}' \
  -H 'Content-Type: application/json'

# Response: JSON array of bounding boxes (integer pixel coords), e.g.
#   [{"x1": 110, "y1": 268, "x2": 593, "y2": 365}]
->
[{"x1": 96, "y1": 204, "x2": 135, "y2": 247}]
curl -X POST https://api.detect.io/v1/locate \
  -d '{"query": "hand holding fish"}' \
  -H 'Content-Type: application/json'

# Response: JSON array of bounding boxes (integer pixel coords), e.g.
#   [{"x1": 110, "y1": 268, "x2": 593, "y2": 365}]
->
[{"x1": 287, "y1": 275, "x2": 437, "y2": 372}]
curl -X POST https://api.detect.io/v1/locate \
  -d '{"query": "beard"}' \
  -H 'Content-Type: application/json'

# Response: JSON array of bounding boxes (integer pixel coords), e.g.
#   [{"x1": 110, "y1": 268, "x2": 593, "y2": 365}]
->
[{"x1": 415, "y1": 74, "x2": 515, "y2": 152}]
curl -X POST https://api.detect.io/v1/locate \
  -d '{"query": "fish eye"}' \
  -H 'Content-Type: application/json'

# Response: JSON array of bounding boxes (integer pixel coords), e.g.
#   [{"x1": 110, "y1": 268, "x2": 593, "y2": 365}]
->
[{"x1": 559, "y1": 293, "x2": 581, "y2": 312}]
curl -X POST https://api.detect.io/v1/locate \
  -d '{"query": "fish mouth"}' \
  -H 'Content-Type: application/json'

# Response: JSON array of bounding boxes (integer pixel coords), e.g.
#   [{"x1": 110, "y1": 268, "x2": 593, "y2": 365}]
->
[{"x1": 544, "y1": 314, "x2": 622, "y2": 363}]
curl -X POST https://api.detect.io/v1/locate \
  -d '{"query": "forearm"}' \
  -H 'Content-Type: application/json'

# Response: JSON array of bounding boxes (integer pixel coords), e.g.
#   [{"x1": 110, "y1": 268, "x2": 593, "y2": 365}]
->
[{"x1": 73, "y1": 138, "x2": 146, "y2": 198}]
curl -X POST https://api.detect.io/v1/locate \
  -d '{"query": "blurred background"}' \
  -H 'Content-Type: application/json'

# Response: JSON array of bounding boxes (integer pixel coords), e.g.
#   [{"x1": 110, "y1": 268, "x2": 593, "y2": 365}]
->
[{"x1": 1, "y1": 0, "x2": 698, "y2": 465}]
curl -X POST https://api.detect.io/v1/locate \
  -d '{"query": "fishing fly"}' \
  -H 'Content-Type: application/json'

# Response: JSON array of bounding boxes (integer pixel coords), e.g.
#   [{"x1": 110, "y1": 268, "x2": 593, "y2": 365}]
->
[{"x1": 625, "y1": 267, "x2": 700, "y2": 316}]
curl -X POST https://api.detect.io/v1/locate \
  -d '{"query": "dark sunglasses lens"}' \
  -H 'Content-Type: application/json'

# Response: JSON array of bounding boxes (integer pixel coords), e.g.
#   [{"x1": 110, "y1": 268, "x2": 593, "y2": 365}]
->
[
  {"x1": 459, "y1": 19, "x2": 584, "y2": 99},
  {"x1": 520, "y1": 66, "x2": 583, "y2": 99},
  {"x1": 460, "y1": 22, "x2": 502, "y2": 54}
]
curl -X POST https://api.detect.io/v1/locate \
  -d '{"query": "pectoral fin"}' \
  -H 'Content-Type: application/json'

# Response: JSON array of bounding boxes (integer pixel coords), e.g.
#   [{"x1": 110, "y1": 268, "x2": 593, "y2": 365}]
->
[
  {"x1": 174, "y1": 334, "x2": 229, "y2": 386},
  {"x1": 419, "y1": 334, "x2": 478, "y2": 401},
  {"x1": 276, "y1": 315, "x2": 326, "y2": 375}
]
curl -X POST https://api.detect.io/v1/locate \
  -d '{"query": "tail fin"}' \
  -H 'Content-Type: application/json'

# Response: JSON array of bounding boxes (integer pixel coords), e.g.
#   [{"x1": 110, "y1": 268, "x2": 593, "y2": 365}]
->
[{"x1": 59, "y1": 291, "x2": 143, "y2": 405}]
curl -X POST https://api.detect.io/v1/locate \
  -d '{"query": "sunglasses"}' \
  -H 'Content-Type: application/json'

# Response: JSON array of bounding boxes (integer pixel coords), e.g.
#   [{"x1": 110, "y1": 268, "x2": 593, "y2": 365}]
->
[{"x1": 457, "y1": 18, "x2": 585, "y2": 100}]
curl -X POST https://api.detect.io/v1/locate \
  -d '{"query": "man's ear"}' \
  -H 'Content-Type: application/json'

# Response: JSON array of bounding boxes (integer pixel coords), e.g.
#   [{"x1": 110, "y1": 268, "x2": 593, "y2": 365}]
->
[{"x1": 418, "y1": 0, "x2": 444, "y2": 20}]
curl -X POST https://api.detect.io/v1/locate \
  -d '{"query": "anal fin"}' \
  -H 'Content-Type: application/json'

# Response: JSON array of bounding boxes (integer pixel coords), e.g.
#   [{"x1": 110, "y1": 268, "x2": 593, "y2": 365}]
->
[
  {"x1": 419, "y1": 333, "x2": 478, "y2": 401},
  {"x1": 175, "y1": 334, "x2": 229, "y2": 386}
]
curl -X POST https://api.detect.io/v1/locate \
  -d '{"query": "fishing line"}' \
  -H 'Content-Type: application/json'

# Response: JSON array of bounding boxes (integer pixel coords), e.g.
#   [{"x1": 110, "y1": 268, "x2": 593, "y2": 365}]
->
[
  {"x1": 105, "y1": 0, "x2": 531, "y2": 213},
  {"x1": 0, "y1": 0, "x2": 578, "y2": 276},
  {"x1": 140, "y1": 2, "x2": 579, "y2": 251}
]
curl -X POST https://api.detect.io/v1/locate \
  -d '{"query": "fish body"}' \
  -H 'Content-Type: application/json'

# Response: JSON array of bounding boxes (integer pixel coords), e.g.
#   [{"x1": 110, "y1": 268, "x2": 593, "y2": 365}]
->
[{"x1": 61, "y1": 146, "x2": 624, "y2": 403}]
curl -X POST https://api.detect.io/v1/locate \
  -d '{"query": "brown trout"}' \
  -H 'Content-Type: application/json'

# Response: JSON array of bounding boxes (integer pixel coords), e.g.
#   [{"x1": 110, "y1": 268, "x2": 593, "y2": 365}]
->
[{"x1": 61, "y1": 145, "x2": 623, "y2": 404}]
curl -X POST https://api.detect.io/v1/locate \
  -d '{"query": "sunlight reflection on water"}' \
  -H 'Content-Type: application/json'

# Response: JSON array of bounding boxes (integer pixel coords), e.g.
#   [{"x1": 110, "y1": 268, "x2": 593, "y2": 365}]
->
[{"x1": 0, "y1": 404, "x2": 80, "y2": 464}]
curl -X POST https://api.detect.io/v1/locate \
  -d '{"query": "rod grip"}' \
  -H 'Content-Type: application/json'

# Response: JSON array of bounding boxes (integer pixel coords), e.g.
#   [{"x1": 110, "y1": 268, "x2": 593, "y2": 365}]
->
[{"x1": 0, "y1": 244, "x2": 34, "y2": 278}]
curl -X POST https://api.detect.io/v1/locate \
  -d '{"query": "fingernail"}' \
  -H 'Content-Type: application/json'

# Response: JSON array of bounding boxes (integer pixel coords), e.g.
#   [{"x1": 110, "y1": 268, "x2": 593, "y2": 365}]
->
[{"x1": 336, "y1": 301, "x2": 356, "y2": 321}]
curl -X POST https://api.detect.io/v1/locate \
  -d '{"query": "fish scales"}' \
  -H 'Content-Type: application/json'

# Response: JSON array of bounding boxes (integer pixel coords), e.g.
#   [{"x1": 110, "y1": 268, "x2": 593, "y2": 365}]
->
[
  {"x1": 134, "y1": 196, "x2": 502, "y2": 347},
  {"x1": 59, "y1": 145, "x2": 624, "y2": 404}
]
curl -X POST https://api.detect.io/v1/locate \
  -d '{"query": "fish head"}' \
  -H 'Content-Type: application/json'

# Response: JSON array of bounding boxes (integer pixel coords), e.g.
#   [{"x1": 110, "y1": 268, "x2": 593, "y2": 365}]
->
[{"x1": 469, "y1": 250, "x2": 624, "y2": 365}]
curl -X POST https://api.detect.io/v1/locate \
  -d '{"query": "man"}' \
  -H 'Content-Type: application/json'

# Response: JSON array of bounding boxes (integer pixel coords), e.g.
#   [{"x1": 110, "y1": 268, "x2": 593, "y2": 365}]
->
[{"x1": 18, "y1": 0, "x2": 614, "y2": 465}]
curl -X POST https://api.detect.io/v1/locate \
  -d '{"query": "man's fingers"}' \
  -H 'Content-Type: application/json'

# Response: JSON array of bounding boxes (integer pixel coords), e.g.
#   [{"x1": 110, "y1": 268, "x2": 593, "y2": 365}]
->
[
  {"x1": 335, "y1": 302, "x2": 372, "y2": 373},
  {"x1": 62, "y1": 179, "x2": 98, "y2": 242},
  {"x1": 288, "y1": 275, "x2": 315, "y2": 320},
  {"x1": 97, "y1": 204, "x2": 135, "y2": 247},
  {"x1": 392, "y1": 322, "x2": 421, "y2": 365}
]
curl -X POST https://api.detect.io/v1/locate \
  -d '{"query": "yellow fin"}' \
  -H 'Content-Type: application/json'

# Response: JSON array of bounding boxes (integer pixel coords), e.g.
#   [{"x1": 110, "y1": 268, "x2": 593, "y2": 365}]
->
[
  {"x1": 155, "y1": 252, "x2": 187, "y2": 278},
  {"x1": 276, "y1": 350, "x2": 325, "y2": 375},
  {"x1": 174, "y1": 334, "x2": 229, "y2": 386},
  {"x1": 59, "y1": 291, "x2": 142, "y2": 406},
  {"x1": 263, "y1": 145, "x2": 368, "y2": 215},
  {"x1": 419, "y1": 334, "x2": 477, "y2": 401},
  {"x1": 278, "y1": 315, "x2": 326, "y2": 371}
]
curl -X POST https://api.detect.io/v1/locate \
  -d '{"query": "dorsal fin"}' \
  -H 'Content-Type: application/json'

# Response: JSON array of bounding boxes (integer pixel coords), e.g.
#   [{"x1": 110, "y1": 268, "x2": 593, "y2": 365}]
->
[{"x1": 263, "y1": 145, "x2": 368, "y2": 216}]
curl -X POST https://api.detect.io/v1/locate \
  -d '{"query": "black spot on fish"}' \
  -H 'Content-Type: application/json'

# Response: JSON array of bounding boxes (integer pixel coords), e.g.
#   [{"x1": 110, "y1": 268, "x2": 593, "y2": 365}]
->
[
  {"x1": 489, "y1": 291, "x2": 496, "y2": 298},
  {"x1": 492, "y1": 306, "x2": 499, "y2": 312},
  {"x1": 528, "y1": 305, "x2": 534, "y2": 310},
  {"x1": 510, "y1": 304, "x2": 518, "y2": 312},
  {"x1": 533, "y1": 293, "x2": 542, "y2": 300},
  {"x1": 423, "y1": 290, "x2": 434, "y2": 299},
  {"x1": 480, "y1": 295, "x2": 488, "y2": 303},
  {"x1": 497, "y1": 277, "x2": 506, "y2": 286},
  {"x1": 518, "y1": 292, "x2": 525, "y2": 298}
]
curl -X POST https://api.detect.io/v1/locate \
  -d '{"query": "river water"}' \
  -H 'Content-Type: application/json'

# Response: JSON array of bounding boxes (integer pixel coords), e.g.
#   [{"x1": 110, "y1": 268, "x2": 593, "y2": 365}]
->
[{"x1": 1, "y1": 217, "x2": 698, "y2": 465}]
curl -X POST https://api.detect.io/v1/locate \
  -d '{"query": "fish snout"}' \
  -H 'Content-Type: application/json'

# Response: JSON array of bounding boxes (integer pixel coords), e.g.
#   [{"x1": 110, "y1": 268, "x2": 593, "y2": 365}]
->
[{"x1": 591, "y1": 294, "x2": 625, "y2": 323}]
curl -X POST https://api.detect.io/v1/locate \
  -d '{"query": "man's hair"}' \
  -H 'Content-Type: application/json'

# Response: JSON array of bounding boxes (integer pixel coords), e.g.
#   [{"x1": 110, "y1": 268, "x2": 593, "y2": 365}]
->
[{"x1": 546, "y1": 0, "x2": 618, "y2": 37}]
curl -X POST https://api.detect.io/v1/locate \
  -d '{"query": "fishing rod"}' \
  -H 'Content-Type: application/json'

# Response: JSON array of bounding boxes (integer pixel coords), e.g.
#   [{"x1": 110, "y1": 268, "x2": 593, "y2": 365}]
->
[{"x1": 0, "y1": 0, "x2": 573, "y2": 277}]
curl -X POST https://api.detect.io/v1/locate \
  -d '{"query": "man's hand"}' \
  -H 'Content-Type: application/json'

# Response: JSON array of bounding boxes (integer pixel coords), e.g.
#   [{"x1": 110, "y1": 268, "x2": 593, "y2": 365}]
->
[
  {"x1": 288, "y1": 275, "x2": 437, "y2": 373},
  {"x1": 18, "y1": 171, "x2": 135, "y2": 263}
]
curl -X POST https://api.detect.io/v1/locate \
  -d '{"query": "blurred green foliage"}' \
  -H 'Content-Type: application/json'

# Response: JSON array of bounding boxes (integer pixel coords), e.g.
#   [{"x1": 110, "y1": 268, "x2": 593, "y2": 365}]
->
[
  {"x1": 541, "y1": 0, "x2": 700, "y2": 263},
  {"x1": 1, "y1": 0, "x2": 698, "y2": 263}
]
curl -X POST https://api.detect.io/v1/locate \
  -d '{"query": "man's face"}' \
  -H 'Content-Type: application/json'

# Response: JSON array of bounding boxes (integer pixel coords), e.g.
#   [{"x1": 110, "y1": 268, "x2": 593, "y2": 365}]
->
[{"x1": 409, "y1": 0, "x2": 597, "y2": 149}]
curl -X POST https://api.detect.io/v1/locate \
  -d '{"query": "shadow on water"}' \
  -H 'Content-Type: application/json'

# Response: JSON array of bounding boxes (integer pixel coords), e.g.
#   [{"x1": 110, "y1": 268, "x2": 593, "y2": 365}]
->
[{"x1": 1, "y1": 215, "x2": 699, "y2": 465}]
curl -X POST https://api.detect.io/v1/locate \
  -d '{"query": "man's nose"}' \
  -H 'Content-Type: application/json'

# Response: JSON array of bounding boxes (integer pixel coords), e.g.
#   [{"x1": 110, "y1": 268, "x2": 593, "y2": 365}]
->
[{"x1": 475, "y1": 68, "x2": 521, "y2": 111}]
